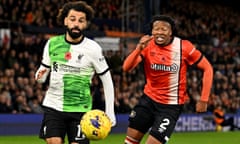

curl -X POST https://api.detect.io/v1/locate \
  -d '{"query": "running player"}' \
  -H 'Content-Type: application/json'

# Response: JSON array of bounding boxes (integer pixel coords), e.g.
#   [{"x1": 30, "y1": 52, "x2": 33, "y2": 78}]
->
[
  {"x1": 122, "y1": 15, "x2": 213, "y2": 144},
  {"x1": 35, "y1": 1, "x2": 116, "y2": 144}
]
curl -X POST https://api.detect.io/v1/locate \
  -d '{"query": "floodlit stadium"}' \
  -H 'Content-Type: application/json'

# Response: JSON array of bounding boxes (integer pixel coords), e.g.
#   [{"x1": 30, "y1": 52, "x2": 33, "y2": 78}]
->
[{"x1": 0, "y1": 0, "x2": 240, "y2": 143}]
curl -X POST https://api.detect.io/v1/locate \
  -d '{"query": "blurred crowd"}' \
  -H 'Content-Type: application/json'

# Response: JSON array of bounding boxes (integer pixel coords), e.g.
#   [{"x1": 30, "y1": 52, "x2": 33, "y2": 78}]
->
[{"x1": 0, "y1": 0, "x2": 240, "y2": 114}]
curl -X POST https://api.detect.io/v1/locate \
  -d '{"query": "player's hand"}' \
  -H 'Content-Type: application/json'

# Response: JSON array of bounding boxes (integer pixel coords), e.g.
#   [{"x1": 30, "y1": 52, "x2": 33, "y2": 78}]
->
[
  {"x1": 106, "y1": 112, "x2": 116, "y2": 127},
  {"x1": 137, "y1": 35, "x2": 153, "y2": 50},
  {"x1": 196, "y1": 100, "x2": 208, "y2": 113},
  {"x1": 36, "y1": 69, "x2": 47, "y2": 80}
]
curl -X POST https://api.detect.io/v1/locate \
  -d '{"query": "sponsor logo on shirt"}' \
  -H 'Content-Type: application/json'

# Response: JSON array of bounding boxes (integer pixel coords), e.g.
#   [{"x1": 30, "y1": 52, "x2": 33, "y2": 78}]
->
[
  {"x1": 52, "y1": 62, "x2": 80, "y2": 73},
  {"x1": 150, "y1": 63, "x2": 178, "y2": 72}
]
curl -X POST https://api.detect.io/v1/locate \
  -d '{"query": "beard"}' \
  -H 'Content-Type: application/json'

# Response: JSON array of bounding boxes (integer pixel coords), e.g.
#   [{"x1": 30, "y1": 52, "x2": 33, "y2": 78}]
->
[{"x1": 66, "y1": 27, "x2": 82, "y2": 39}]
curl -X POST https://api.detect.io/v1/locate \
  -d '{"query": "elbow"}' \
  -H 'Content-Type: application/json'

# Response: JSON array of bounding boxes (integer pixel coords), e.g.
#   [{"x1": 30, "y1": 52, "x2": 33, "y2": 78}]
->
[{"x1": 208, "y1": 65, "x2": 214, "y2": 78}]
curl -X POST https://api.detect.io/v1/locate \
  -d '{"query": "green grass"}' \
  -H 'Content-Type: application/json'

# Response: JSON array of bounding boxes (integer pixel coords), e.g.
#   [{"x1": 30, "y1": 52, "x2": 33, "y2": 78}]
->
[{"x1": 0, "y1": 131, "x2": 239, "y2": 144}]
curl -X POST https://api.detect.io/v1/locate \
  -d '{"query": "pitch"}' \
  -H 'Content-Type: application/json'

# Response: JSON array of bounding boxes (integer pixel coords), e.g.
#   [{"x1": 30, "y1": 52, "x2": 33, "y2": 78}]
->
[{"x1": 0, "y1": 131, "x2": 239, "y2": 144}]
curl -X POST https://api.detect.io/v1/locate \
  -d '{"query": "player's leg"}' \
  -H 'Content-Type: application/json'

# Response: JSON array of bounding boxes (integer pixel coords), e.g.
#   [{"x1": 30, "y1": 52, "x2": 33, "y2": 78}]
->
[
  {"x1": 39, "y1": 107, "x2": 66, "y2": 144},
  {"x1": 45, "y1": 137, "x2": 63, "y2": 144},
  {"x1": 67, "y1": 112, "x2": 89, "y2": 144},
  {"x1": 146, "y1": 104, "x2": 183, "y2": 144},
  {"x1": 124, "y1": 128, "x2": 145, "y2": 144},
  {"x1": 145, "y1": 135, "x2": 162, "y2": 144},
  {"x1": 124, "y1": 95, "x2": 154, "y2": 144}
]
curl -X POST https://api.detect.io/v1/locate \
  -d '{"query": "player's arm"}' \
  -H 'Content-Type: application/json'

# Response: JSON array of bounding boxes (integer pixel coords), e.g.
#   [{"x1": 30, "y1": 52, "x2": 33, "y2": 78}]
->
[
  {"x1": 98, "y1": 70, "x2": 116, "y2": 127},
  {"x1": 122, "y1": 47, "x2": 142, "y2": 72},
  {"x1": 35, "y1": 64, "x2": 50, "y2": 83},
  {"x1": 184, "y1": 40, "x2": 213, "y2": 112},
  {"x1": 195, "y1": 55, "x2": 213, "y2": 112},
  {"x1": 196, "y1": 56, "x2": 213, "y2": 102},
  {"x1": 122, "y1": 35, "x2": 152, "y2": 72},
  {"x1": 92, "y1": 44, "x2": 116, "y2": 126},
  {"x1": 35, "y1": 40, "x2": 51, "y2": 83}
]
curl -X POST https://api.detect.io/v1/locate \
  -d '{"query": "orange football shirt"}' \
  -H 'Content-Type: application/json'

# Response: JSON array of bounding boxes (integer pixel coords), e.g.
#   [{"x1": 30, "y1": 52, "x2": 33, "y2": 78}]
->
[{"x1": 141, "y1": 37, "x2": 202, "y2": 104}]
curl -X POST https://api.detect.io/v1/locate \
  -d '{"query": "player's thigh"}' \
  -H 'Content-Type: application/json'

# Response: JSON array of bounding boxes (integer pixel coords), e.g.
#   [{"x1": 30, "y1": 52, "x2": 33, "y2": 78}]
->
[
  {"x1": 67, "y1": 113, "x2": 89, "y2": 144},
  {"x1": 149, "y1": 105, "x2": 183, "y2": 144},
  {"x1": 39, "y1": 108, "x2": 66, "y2": 140},
  {"x1": 128, "y1": 95, "x2": 154, "y2": 135}
]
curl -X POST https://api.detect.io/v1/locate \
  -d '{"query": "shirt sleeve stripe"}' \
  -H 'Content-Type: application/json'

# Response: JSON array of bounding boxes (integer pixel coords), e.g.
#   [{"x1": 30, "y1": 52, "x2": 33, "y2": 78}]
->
[
  {"x1": 193, "y1": 54, "x2": 203, "y2": 65},
  {"x1": 41, "y1": 62, "x2": 51, "y2": 68},
  {"x1": 97, "y1": 68, "x2": 110, "y2": 76}
]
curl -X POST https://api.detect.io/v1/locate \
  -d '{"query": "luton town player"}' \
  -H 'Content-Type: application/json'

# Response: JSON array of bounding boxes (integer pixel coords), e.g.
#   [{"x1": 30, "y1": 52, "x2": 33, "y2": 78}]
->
[{"x1": 122, "y1": 15, "x2": 213, "y2": 144}]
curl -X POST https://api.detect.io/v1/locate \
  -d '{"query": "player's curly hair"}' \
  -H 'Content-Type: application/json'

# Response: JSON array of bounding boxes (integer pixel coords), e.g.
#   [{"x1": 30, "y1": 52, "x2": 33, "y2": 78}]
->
[
  {"x1": 57, "y1": 1, "x2": 94, "y2": 26},
  {"x1": 150, "y1": 15, "x2": 176, "y2": 35}
]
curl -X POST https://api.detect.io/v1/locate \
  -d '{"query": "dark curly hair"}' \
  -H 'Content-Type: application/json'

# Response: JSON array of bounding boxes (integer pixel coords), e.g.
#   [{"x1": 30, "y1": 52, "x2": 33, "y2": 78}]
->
[
  {"x1": 57, "y1": 1, "x2": 94, "y2": 26},
  {"x1": 150, "y1": 15, "x2": 176, "y2": 35}
]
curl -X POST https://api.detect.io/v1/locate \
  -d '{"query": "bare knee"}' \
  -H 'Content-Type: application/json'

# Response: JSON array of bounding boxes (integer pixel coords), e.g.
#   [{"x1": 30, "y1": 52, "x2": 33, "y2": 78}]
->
[{"x1": 46, "y1": 137, "x2": 63, "y2": 144}]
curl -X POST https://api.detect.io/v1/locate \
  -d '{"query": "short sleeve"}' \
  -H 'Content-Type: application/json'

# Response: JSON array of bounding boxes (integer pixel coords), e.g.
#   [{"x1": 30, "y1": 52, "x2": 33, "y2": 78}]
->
[
  {"x1": 182, "y1": 40, "x2": 202, "y2": 66},
  {"x1": 90, "y1": 44, "x2": 109, "y2": 74},
  {"x1": 41, "y1": 40, "x2": 51, "y2": 66}
]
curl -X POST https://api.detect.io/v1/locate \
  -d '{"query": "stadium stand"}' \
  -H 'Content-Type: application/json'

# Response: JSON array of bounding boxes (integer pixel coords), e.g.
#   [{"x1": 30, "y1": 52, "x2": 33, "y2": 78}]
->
[{"x1": 0, "y1": 0, "x2": 240, "y2": 116}]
